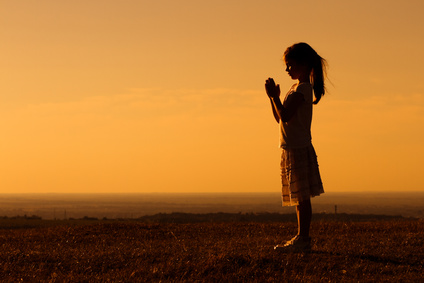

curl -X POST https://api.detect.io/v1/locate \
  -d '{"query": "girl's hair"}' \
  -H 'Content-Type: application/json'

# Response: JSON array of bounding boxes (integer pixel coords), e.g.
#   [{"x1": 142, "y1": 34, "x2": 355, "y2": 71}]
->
[{"x1": 283, "y1": 42, "x2": 327, "y2": 104}]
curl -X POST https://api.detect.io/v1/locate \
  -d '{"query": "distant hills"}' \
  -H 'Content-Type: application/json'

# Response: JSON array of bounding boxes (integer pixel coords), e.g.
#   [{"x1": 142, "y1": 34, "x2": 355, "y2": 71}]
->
[
  {"x1": 0, "y1": 192, "x2": 423, "y2": 220},
  {"x1": 135, "y1": 212, "x2": 410, "y2": 223}
]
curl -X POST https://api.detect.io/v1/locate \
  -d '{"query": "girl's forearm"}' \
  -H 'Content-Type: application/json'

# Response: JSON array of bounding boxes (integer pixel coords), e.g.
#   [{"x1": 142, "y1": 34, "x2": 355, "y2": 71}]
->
[
  {"x1": 271, "y1": 96, "x2": 288, "y2": 122},
  {"x1": 269, "y1": 98, "x2": 280, "y2": 123}
]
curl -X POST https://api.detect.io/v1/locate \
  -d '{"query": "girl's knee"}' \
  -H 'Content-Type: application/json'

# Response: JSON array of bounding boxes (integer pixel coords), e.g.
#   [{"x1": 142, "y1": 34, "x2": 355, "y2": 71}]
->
[{"x1": 298, "y1": 199, "x2": 311, "y2": 207}]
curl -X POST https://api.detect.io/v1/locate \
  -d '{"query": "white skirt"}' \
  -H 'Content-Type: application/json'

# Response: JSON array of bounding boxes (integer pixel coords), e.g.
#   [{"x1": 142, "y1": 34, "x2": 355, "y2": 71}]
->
[{"x1": 280, "y1": 144, "x2": 324, "y2": 206}]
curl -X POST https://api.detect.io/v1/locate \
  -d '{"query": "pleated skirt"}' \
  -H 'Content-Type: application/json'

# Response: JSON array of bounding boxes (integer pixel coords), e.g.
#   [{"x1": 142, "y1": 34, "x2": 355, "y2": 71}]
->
[{"x1": 280, "y1": 144, "x2": 324, "y2": 206}]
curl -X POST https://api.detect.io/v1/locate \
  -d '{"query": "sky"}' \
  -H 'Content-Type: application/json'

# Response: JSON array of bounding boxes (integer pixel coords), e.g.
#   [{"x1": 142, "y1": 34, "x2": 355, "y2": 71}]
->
[{"x1": 1, "y1": 0, "x2": 423, "y2": 194}]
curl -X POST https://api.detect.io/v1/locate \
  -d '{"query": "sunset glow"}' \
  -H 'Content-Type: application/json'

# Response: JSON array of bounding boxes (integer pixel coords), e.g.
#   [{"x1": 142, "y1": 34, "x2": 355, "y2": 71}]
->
[{"x1": 1, "y1": 0, "x2": 423, "y2": 193}]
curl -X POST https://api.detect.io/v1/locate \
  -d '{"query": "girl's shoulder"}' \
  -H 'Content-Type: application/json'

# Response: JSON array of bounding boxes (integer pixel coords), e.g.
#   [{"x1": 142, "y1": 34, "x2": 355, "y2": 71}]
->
[
  {"x1": 295, "y1": 82, "x2": 312, "y2": 92},
  {"x1": 294, "y1": 82, "x2": 313, "y2": 103}
]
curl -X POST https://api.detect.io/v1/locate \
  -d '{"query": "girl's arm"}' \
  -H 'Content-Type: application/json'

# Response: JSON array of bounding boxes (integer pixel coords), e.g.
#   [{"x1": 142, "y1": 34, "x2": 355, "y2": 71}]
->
[
  {"x1": 270, "y1": 93, "x2": 304, "y2": 122},
  {"x1": 269, "y1": 98, "x2": 280, "y2": 123},
  {"x1": 265, "y1": 78, "x2": 303, "y2": 123}
]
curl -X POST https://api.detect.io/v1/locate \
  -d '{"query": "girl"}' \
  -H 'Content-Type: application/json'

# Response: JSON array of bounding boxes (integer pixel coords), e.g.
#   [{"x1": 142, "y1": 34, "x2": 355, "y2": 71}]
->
[{"x1": 265, "y1": 42, "x2": 327, "y2": 252}]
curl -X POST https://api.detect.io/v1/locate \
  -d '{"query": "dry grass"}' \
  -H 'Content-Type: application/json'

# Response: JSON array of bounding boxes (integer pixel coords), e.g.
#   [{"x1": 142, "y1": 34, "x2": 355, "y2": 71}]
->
[{"x1": 0, "y1": 219, "x2": 423, "y2": 282}]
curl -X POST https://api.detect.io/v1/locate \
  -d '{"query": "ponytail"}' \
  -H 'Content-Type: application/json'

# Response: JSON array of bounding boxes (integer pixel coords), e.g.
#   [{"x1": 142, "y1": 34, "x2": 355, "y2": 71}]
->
[
  {"x1": 283, "y1": 42, "x2": 327, "y2": 104},
  {"x1": 311, "y1": 54, "x2": 327, "y2": 104}
]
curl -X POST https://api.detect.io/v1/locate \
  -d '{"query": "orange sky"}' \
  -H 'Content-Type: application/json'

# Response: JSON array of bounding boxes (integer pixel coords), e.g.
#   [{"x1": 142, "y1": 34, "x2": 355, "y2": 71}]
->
[{"x1": 1, "y1": 0, "x2": 423, "y2": 193}]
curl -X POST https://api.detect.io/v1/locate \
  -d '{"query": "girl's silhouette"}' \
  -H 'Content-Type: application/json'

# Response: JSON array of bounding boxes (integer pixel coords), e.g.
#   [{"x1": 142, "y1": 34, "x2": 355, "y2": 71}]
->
[{"x1": 265, "y1": 42, "x2": 327, "y2": 252}]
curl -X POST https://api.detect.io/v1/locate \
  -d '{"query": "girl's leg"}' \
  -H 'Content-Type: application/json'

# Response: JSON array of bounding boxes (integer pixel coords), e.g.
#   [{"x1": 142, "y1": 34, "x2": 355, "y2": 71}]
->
[
  {"x1": 296, "y1": 199, "x2": 312, "y2": 238},
  {"x1": 275, "y1": 198, "x2": 312, "y2": 251}
]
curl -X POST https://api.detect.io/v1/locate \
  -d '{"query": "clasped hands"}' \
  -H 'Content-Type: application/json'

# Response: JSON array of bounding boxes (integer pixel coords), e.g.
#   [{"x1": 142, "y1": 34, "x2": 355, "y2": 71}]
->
[{"x1": 265, "y1": 78, "x2": 280, "y2": 99}]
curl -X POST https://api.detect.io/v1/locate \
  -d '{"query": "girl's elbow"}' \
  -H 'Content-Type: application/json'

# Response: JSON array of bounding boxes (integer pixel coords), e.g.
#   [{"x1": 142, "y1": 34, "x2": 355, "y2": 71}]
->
[
  {"x1": 279, "y1": 111, "x2": 293, "y2": 122},
  {"x1": 279, "y1": 114, "x2": 289, "y2": 123}
]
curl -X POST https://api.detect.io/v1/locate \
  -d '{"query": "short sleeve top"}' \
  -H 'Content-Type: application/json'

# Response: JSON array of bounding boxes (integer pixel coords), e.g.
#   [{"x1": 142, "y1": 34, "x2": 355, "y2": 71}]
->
[{"x1": 279, "y1": 82, "x2": 313, "y2": 149}]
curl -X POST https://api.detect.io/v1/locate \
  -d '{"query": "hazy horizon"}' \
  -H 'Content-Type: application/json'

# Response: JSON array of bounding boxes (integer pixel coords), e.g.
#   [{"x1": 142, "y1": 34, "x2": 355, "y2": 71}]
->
[
  {"x1": 1, "y1": 191, "x2": 423, "y2": 220},
  {"x1": 1, "y1": 190, "x2": 424, "y2": 195}
]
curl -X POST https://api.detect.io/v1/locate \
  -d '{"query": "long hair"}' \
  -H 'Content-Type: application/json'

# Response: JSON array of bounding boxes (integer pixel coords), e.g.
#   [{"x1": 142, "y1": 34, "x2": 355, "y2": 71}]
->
[{"x1": 283, "y1": 42, "x2": 327, "y2": 104}]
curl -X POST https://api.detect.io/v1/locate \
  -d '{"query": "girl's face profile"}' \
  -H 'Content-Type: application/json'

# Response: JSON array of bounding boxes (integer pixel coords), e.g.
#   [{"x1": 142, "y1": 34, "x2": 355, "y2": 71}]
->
[
  {"x1": 285, "y1": 59, "x2": 309, "y2": 82},
  {"x1": 285, "y1": 59, "x2": 301, "y2": 80}
]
